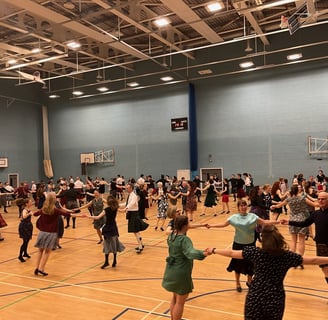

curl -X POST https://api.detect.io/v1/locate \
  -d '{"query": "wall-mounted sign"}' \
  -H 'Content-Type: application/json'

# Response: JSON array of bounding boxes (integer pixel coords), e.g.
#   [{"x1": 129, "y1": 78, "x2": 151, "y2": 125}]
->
[{"x1": 171, "y1": 117, "x2": 188, "y2": 131}]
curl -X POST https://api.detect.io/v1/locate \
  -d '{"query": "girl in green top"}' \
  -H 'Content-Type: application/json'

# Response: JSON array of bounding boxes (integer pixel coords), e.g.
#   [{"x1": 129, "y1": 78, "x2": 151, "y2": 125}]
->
[{"x1": 162, "y1": 215, "x2": 210, "y2": 320}]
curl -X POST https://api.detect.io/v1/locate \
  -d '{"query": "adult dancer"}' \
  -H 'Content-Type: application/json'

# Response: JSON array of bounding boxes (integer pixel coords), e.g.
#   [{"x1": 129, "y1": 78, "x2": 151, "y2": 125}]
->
[{"x1": 207, "y1": 225, "x2": 328, "y2": 320}]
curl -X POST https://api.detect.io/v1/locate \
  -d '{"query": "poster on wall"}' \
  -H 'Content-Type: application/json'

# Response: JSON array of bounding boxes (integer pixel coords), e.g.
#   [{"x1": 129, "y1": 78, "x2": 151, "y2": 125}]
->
[
  {"x1": 171, "y1": 117, "x2": 188, "y2": 131},
  {"x1": 0, "y1": 158, "x2": 8, "y2": 168}
]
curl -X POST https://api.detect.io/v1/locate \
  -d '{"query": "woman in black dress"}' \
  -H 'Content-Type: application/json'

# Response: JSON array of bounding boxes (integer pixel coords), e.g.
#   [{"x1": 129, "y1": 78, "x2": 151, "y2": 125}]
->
[
  {"x1": 87, "y1": 195, "x2": 125, "y2": 268},
  {"x1": 208, "y1": 225, "x2": 328, "y2": 320},
  {"x1": 17, "y1": 198, "x2": 34, "y2": 262}
]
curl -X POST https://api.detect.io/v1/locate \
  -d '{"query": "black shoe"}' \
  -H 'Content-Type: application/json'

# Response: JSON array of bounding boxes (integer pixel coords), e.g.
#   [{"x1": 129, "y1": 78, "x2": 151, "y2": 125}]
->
[
  {"x1": 135, "y1": 248, "x2": 142, "y2": 254},
  {"x1": 4, "y1": 209, "x2": 8, "y2": 213},
  {"x1": 154, "y1": 226, "x2": 158, "y2": 230},
  {"x1": 57, "y1": 245, "x2": 62, "y2": 249},
  {"x1": 18, "y1": 256, "x2": 26, "y2": 263},
  {"x1": 65, "y1": 225, "x2": 70, "y2": 229},
  {"x1": 97, "y1": 239, "x2": 103, "y2": 244},
  {"x1": 0, "y1": 238, "x2": 4, "y2": 241},
  {"x1": 38, "y1": 270, "x2": 48, "y2": 276},
  {"x1": 23, "y1": 254, "x2": 31, "y2": 258},
  {"x1": 112, "y1": 261, "x2": 117, "y2": 267},
  {"x1": 34, "y1": 268, "x2": 39, "y2": 275},
  {"x1": 160, "y1": 227, "x2": 164, "y2": 231},
  {"x1": 236, "y1": 285, "x2": 242, "y2": 292},
  {"x1": 101, "y1": 262, "x2": 109, "y2": 269}
]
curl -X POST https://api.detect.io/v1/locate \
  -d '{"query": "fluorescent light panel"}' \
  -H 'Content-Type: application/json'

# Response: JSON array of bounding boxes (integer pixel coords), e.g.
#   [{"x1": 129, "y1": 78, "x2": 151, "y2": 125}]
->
[
  {"x1": 127, "y1": 82, "x2": 139, "y2": 87},
  {"x1": 198, "y1": 69, "x2": 213, "y2": 75},
  {"x1": 97, "y1": 86, "x2": 109, "y2": 92},
  {"x1": 239, "y1": 61, "x2": 254, "y2": 68},
  {"x1": 287, "y1": 53, "x2": 302, "y2": 61},
  {"x1": 161, "y1": 76, "x2": 174, "y2": 82},
  {"x1": 207, "y1": 1, "x2": 224, "y2": 12},
  {"x1": 154, "y1": 18, "x2": 170, "y2": 27},
  {"x1": 72, "y1": 90, "x2": 83, "y2": 96}
]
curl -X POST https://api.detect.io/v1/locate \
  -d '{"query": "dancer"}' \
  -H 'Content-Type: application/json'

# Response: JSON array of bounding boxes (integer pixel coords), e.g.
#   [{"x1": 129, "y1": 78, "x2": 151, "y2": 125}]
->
[
  {"x1": 0, "y1": 209, "x2": 7, "y2": 240},
  {"x1": 180, "y1": 181, "x2": 197, "y2": 222},
  {"x1": 271, "y1": 184, "x2": 317, "y2": 260},
  {"x1": 197, "y1": 178, "x2": 220, "y2": 216},
  {"x1": 281, "y1": 191, "x2": 328, "y2": 288},
  {"x1": 220, "y1": 178, "x2": 230, "y2": 214},
  {"x1": 152, "y1": 182, "x2": 169, "y2": 231},
  {"x1": 123, "y1": 183, "x2": 148, "y2": 253},
  {"x1": 207, "y1": 225, "x2": 328, "y2": 320},
  {"x1": 162, "y1": 215, "x2": 210, "y2": 320},
  {"x1": 79, "y1": 189, "x2": 105, "y2": 243},
  {"x1": 32, "y1": 193, "x2": 83, "y2": 276},
  {"x1": 17, "y1": 198, "x2": 34, "y2": 262},
  {"x1": 86, "y1": 195, "x2": 125, "y2": 268},
  {"x1": 207, "y1": 199, "x2": 279, "y2": 292}
]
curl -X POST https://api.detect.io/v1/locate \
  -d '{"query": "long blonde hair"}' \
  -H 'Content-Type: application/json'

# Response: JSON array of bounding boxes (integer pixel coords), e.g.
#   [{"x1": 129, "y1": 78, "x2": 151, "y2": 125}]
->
[{"x1": 42, "y1": 192, "x2": 56, "y2": 215}]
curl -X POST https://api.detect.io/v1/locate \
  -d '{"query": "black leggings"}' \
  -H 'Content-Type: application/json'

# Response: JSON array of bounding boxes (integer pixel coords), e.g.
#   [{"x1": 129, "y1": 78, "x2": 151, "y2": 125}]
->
[{"x1": 19, "y1": 239, "x2": 30, "y2": 257}]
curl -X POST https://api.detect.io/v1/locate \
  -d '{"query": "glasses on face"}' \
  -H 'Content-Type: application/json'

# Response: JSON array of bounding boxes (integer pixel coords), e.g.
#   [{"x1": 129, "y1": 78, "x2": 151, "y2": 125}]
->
[{"x1": 318, "y1": 198, "x2": 328, "y2": 201}]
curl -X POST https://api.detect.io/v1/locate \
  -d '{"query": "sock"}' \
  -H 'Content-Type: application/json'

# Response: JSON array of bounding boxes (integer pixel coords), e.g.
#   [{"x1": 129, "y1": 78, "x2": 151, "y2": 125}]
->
[{"x1": 134, "y1": 233, "x2": 142, "y2": 249}]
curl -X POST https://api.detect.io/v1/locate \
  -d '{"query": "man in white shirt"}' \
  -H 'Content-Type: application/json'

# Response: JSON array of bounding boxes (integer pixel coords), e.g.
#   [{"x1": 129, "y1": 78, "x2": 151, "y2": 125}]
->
[{"x1": 124, "y1": 183, "x2": 148, "y2": 253}]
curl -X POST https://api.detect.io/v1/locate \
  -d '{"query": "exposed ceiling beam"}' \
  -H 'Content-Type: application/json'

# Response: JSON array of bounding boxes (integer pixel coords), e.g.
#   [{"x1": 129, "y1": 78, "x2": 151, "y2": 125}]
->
[
  {"x1": 91, "y1": 0, "x2": 195, "y2": 60},
  {"x1": 160, "y1": 0, "x2": 224, "y2": 43},
  {"x1": 2, "y1": 0, "x2": 148, "y2": 60},
  {"x1": 233, "y1": 0, "x2": 270, "y2": 46}
]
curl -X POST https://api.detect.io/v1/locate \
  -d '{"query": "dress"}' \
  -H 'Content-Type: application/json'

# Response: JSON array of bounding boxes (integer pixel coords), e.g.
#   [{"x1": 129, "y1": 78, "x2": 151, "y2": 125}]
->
[
  {"x1": 157, "y1": 194, "x2": 168, "y2": 218},
  {"x1": 162, "y1": 233, "x2": 205, "y2": 295},
  {"x1": 92, "y1": 198, "x2": 105, "y2": 229},
  {"x1": 185, "y1": 188, "x2": 197, "y2": 211},
  {"x1": 226, "y1": 213, "x2": 258, "y2": 275},
  {"x1": 18, "y1": 211, "x2": 33, "y2": 240},
  {"x1": 285, "y1": 196, "x2": 309, "y2": 235},
  {"x1": 242, "y1": 246, "x2": 302, "y2": 320},
  {"x1": 101, "y1": 207, "x2": 125, "y2": 254},
  {"x1": 204, "y1": 185, "x2": 217, "y2": 207}
]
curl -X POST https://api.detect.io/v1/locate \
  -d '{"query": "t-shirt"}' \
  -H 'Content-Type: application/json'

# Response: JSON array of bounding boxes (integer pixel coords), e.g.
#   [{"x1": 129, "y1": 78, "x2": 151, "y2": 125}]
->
[{"x1": 228, "y1": 212, "x2": 258, "y2": 244}]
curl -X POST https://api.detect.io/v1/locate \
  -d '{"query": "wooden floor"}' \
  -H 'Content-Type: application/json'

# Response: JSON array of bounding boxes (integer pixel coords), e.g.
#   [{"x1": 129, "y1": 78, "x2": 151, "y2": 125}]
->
[{"x1": 0, "y1": 196, "x2": 327, "y2": 320}]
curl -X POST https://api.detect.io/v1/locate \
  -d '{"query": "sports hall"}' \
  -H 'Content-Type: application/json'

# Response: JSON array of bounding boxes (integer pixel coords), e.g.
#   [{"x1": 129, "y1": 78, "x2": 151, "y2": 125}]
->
[{"x1": 0, "y1": 1, "x2": 327, "y2": 319}]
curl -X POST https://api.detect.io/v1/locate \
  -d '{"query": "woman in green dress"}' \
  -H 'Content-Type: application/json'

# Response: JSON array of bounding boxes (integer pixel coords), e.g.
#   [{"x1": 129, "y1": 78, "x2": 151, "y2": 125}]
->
[{"x1": 162, "y1": 215, "x2": 210, "y2": 320}]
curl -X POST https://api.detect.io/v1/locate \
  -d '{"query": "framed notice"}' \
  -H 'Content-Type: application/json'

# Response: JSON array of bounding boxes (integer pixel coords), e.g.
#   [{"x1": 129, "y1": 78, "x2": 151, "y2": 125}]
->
[
  {"x1": 171, "y1": 117, "x2": 188, "y2": 131},
  {"x1": 0, "y1": 157, "x2": 8, "y2": 168}
]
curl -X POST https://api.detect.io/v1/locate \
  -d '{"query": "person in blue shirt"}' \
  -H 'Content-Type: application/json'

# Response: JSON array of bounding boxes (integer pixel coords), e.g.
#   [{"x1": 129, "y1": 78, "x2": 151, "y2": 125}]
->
[{"x1": 208, "y1": 199, "x2": 279, "y2": 292}]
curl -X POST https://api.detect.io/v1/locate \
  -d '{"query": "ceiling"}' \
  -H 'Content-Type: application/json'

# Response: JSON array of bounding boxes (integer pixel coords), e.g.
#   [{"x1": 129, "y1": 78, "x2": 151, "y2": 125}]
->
[{"x1": 0, "y1": 0, "x2": 327, "y2": 100}]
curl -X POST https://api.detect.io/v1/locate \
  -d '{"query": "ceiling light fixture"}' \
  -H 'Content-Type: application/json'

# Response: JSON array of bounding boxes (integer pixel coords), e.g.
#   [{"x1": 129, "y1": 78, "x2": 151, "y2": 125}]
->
[
  {"x1": 239, "y1": 61, "x2": 254, "y2": 68},
  {"x1": 72, "y1": 90, "x2": 83, "y2": 96},
  {"x1": 161, "y1": 76, "x2": 174, "y2": 82},
  {"x1": 67, "y1": 41, "x2": 81, "y2": 49},
  {"x1": 5, "y1": 53, "x2": 68, "y2": 71},
  {"x1": 198, "y1": 69, "x2": 213, "y2": 75},
  {"x1": 287, "y1": 53, "x2": 303, "y2": 61},
  {"x1": 49, "y1": 94, "x2": 60, "y2": 99},
  {"x1": 97, "y1": 86, "x2": 109, "y2": 92},
  {"x1": 31, "y1": 48, "x2": 42, "y2": 54},
  {"x1": 7, "y1": 59, "x2": 17, "y2": 65},
  {"x1": 127, "y1": 82, "x2": 140, "y2": 87},
  {"x1": 206, "y1": 1, "x2": 224, "y2": 12},
  {"x1": 154, "y1": 18, "x2": 170, "y2": 27},
  {"x1": 63, "y1": 0, "x2": 75, "y2": 10}
]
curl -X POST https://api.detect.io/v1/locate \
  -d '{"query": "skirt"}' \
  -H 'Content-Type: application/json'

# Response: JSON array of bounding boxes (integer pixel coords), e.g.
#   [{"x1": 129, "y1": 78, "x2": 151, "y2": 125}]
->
[
  {"x1": 127, "y1": 211, "x2": 149, "y2": 233},
  {"x1": 227, "y1": 242, "x2": 254, "y2": 276},
  {"x1": 34, "y1": 231, "x2": 57, "y2": 250},
  {"x1": 103, "y1": 236, "x2": 125, "y2": 254}
]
